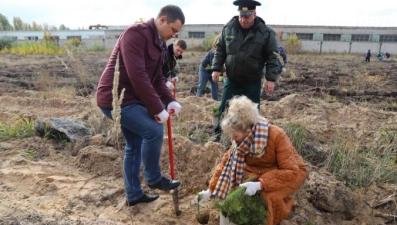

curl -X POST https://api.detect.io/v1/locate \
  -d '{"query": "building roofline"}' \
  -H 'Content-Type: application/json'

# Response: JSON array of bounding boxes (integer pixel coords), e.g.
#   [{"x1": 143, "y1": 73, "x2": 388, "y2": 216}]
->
[{"x1": 182, "y1": 23, "x2": 397, "y2": 29}]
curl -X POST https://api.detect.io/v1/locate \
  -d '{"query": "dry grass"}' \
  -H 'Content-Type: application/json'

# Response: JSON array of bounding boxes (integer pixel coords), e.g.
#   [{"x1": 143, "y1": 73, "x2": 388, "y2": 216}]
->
[{"x1": 111, "y1": 52, "x2": 125, "y2": 150}]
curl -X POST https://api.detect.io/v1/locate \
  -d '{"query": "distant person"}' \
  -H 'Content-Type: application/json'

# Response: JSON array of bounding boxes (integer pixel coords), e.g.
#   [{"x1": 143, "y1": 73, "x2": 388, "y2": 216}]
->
[
  {"x1": 384, "y1": 52, "x2": 390, "y2": 59},
  {"x1": 96, "y1": 5, "x2": 185, "y2": 206},
  {"x1": 211, "y1": 0, "x2": 279, "y2": 142},
  {"x1": 275, "y1": 46, "x2": 287, "y2": 89},
  {"x1": 196, "y1": 34, "x2": 221, "y2": 100},
  {"x1": 162, "y1": 39, "x2": 187, "y2": 90},
  {"x1": 365, "y1": 49, "x2": 371, "y2": 62},
  {"x1": 276, "y1": 46, "x2": 287, "y2": 75},
  {"x1": 195, "y1": 95, "x2": 307, "y2": 225},
  {"x1": 377, "y1": 52, "x2": 383, "y2": 62}
]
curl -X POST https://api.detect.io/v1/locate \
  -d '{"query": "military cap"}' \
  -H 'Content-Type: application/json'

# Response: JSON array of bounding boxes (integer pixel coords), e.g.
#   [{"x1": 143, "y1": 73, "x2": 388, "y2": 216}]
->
[{"x1": 233, "y1": 0, "x2": 261, "y2": 16}]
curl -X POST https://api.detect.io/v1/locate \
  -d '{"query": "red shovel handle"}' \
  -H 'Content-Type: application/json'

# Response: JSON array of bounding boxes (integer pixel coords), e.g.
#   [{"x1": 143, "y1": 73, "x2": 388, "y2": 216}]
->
[
  {"x1": 172, "y1": 80, "x2": 176, "y2": 98},
  {"x1": 167, "y1": 109, "x2": 175, "y2": 179}
]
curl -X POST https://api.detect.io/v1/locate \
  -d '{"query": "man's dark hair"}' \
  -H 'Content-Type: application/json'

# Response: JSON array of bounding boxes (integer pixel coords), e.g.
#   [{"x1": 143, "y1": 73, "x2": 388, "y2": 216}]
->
[
  {"x1": 175, "y1": 39, "x2": 187, "y2": 50},
  {"x1": 157, "y1": 5, "x2": 185, "y2": 25}
]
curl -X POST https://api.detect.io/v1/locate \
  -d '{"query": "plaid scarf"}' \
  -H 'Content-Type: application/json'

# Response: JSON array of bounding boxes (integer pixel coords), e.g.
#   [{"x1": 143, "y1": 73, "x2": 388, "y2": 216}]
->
[{"x1": 213, "y1": 118, "x2": 270, "y2": 199}]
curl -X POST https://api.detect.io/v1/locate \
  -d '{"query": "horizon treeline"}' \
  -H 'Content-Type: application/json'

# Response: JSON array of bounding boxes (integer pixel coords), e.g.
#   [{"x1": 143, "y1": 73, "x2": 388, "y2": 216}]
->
[{"x1": 0, "y1": 13, "x2": 69, "y2": 31}]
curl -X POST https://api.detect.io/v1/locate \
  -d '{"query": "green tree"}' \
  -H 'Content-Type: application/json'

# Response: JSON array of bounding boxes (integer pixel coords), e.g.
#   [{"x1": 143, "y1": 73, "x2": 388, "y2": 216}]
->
[
  {"x1": 13, "y1": 17, "x2": 23, "y2": 30},
  {"x1": 42, "y1": 23, "x2": 49, "y2": 31},
  {"x1": 23, "y1": 22, "x2": 31, "y2": 30},
  {"x1": 59, "y1": 24, "x2": 68, "y2": 30},
  {"x1": 0, "y1": 13, "x2": 12, "y2": 31},
  {"x1": 31, "y1": 21, "x2": 42, "y2": 31}
]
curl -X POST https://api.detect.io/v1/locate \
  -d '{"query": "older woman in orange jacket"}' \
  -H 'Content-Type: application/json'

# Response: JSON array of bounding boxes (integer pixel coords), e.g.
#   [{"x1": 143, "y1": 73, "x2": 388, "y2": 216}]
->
[{"x1": 196, "y1": 95, "x2": 307, "y2": 225}]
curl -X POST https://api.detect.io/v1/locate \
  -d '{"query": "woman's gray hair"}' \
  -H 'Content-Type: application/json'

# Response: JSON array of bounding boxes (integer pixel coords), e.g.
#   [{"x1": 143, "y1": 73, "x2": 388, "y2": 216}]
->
[{"x1": 220, "y1": 95, "x2": 262, "y2": 135}]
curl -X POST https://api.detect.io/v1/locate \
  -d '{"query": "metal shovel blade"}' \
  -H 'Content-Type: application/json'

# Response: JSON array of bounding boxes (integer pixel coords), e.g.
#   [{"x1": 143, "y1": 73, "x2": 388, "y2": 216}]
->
[{"x1": 172, "y1": 188, "x2": 181, "y2": 216}]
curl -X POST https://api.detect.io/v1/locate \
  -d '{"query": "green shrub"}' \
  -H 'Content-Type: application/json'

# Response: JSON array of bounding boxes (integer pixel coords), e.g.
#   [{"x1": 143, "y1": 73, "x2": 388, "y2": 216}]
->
[
  {"x1": 214, "y1": 187, "x2": 267, "y2": 225},
  {"x1": 285, "y1": 34, "x2": 302, "y2": 54},
  {"x1": 88, "y1": 41, "x2": 105, "y2": 51},
  {"x1": 65, "y1": 37, "x2": 81, "y2": 48},
  {"x1": 201, "y1": 35, "x2": 216, "y2": 51},
  {"x1": 0, "y1": 37, "x2": 15, "y2": 51}
]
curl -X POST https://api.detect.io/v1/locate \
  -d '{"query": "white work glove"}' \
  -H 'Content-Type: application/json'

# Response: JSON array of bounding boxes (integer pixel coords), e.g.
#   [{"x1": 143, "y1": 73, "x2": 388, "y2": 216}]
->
[
  {"x1": 165, "y1": 81, "x2": 174, "y2": 90},
  {"x1": 171, "y1": 77, "x2": 179, "y2": 82},
  {"x1": 167, "y1": 101, "x2": 182, "y2": 116},
  {"x1": 195, "y1": 190, "x2": 212, "y2": 204},
  {"x1": 239, "y1": 182, "x2": 262, "y2": 196},
  {"x1": 155, "y1": 109, "x2": 169, "y2": 123}
]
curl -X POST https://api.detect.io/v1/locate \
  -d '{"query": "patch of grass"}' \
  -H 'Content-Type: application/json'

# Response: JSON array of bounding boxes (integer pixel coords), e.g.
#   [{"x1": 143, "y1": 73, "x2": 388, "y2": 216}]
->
[
  {"x1": 284, "y1": 123, "x2": 308, "y2": 153},
  {"x1": 88, "y1": 41, "x2": 105, "y2": 51},
  {"x1": 324, "y1": 129, "x2": 397, "y2": 189},
  {"x1": 36, "y1": 71, "x2": 57, "y2": 92},
  {"x1": 172, "y1": 119, "x2": 210, "y2": 145},
  {"x1": 0, "y1": 117, "x2": 36, "y2": 141},
  {"x1": 25, "y1": 149, "x2": 37, "y2": 158},
  {"x1": 2, "y1": 41, "x2": 65, "y2": 55},
  {"x1": 34, "y1": 119, "x2": 70, "y2": 143},
  {"x1": 306, "y1": 218, "x2": 315, "y2": 225}
]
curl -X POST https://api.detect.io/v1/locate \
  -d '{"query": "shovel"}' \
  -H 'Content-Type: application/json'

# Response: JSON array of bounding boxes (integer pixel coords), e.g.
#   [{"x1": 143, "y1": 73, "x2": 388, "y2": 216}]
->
[
  {"x1": 168, "y1": 81, "x2": 181, "y2": 216},
  {"x1": 172, "y1": 79, "x2": 177, "y2": 98}
]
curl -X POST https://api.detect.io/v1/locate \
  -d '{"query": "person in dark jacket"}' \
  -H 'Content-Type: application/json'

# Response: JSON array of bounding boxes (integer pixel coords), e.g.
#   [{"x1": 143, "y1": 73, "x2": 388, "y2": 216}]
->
[
  {"x1": 275, "y1": 46, "x2": 287, "y2": 89},
  {"x1": 365, "y1": 49, "x2": 371, "y2": 62},
  {"x1": 276, "y1": 46, "x2": 287, "y2": 75},
  {"x1": 211, "y1": 0, "x2": 279, "y2": 142},
  {"x1": 162, "y1": 39, "x2": 187, "y2": 90},
  {"x1": 377, "y1": 52, "x2": 383, "y2": 61},
  {"x1": 96, "y1": 5, "x2": 185, "y2": 207},
  {"x1": 384, "y1": 52, "x2": 390, "y2": 59},
  {"x1": 196, "y1": 34, "x2": 221, "y2": 100}
]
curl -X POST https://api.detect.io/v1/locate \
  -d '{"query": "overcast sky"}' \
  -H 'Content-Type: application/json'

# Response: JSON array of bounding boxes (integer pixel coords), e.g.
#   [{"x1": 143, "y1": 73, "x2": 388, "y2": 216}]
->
[{"x1": 1, "y1": 0, "x2": 397, "y2": 29}]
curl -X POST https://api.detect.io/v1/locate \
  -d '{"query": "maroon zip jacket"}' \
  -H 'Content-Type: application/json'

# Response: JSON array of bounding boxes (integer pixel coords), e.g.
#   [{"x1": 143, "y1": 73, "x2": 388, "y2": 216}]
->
[{"x1": 96, "y1": 18, "x2": 175, "y2": 116}]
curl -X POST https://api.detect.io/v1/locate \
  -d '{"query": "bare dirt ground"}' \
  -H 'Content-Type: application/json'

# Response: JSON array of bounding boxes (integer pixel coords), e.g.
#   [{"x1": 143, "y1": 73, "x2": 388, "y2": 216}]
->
[{"x1": 0, "y1": 51, "x2": 396, "y2": 225}]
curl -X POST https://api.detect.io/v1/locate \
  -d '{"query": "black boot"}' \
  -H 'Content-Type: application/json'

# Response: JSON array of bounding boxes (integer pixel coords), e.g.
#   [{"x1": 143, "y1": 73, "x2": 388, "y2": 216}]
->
[
  {"x1": 148, "y1": 177, "x2": 180, "y2": 191},
  {"x1": 126, "y1": 194, "x2": 159, "y2": 206}
]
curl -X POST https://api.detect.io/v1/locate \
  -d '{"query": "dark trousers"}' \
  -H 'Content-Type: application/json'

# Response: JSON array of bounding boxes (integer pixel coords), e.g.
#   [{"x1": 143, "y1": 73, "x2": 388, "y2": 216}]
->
[{"x1": 214, "y1": 78, "x2": 262, "y2": 135}]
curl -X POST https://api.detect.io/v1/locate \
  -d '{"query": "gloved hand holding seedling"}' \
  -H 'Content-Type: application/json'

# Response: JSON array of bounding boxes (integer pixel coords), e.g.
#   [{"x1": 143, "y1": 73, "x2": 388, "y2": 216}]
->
[{"x1": 195, "y1": 192, "x2": 210, "y2": 224}]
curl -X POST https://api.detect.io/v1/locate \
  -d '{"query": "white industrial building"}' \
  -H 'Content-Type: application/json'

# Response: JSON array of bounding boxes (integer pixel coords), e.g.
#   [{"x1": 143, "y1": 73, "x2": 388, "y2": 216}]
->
[{"x1": 1, "y1": 24, "x2": 396, "y2": 54}]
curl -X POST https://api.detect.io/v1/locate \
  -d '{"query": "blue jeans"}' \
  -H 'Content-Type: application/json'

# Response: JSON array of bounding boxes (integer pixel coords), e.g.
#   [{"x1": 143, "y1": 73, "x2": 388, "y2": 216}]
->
[
  {"x1": 100, "y1": 104, "x2": 164, "y2": 201},
  {"x1": 196, "y1": 66, "x2": 219, "y2": 100}
]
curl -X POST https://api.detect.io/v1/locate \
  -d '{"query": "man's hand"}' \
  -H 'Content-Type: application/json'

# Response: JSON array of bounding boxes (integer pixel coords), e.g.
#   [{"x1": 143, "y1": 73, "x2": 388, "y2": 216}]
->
[
  {"x1": 211, "y1": 71, "x2": 221, "y2": 82},
  {"x1": 263, "y1": 81, "x2": 275, "y2": 94},
  {"x1": 167, "y1": 101, "x2": 182, "y2": 116},
  {"x1": 171, "y1": 77, "x2": 179, "y2": 82},
  {"x1": 155, "y1": 110, "x2": 169, "y2": 123},
  {"x1": 166, "y1": 81, "x2": 174, "y2": 90}
]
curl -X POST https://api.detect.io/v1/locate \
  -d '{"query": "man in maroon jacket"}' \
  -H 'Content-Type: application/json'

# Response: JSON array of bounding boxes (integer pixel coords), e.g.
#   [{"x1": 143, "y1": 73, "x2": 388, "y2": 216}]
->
[{"x1": 96, "y1": 5, "x2": 185, "y2": 206}]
